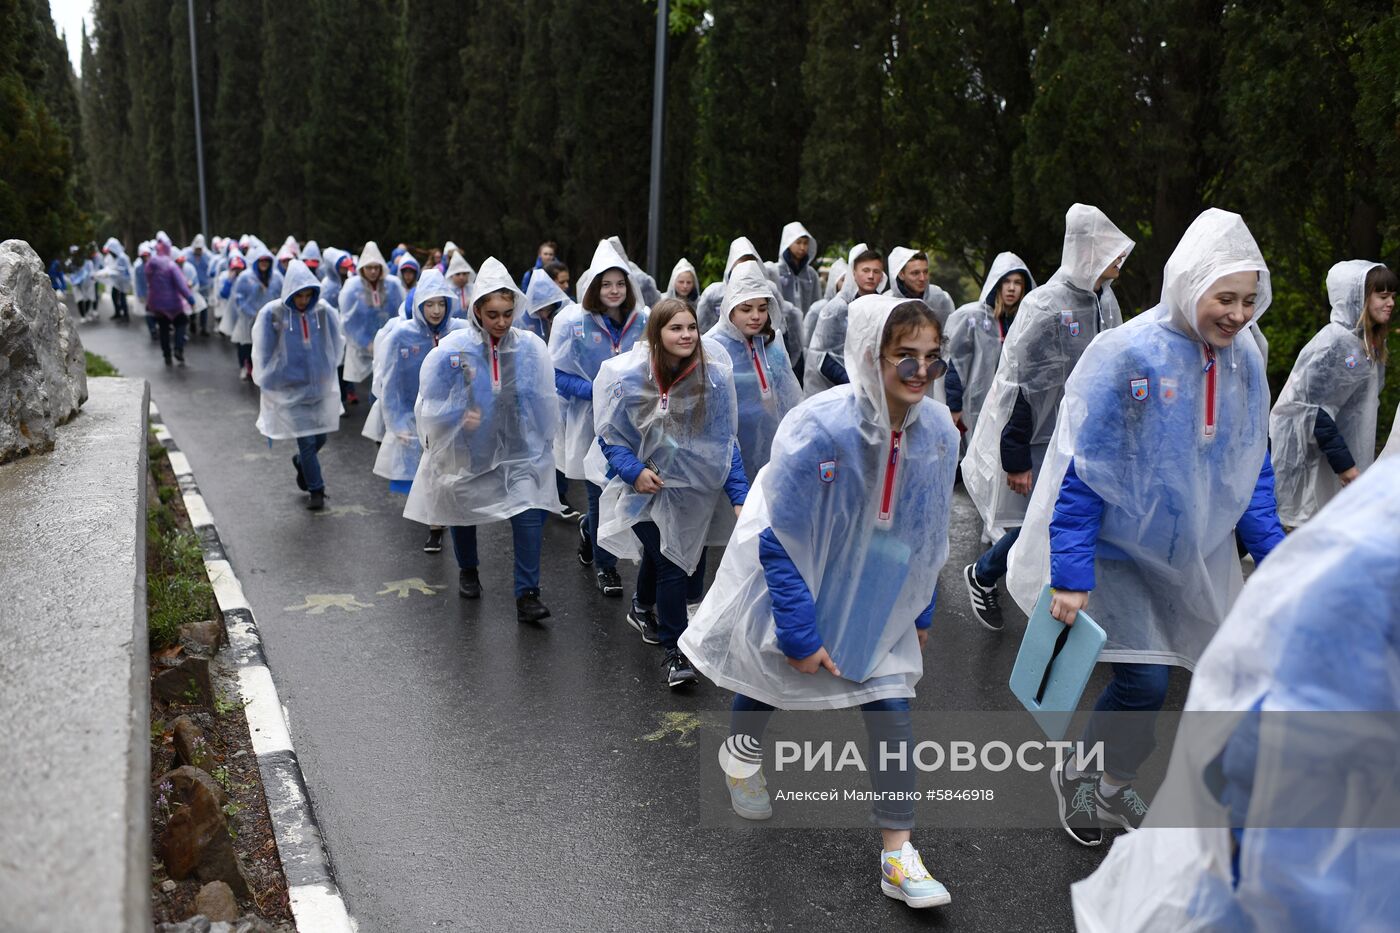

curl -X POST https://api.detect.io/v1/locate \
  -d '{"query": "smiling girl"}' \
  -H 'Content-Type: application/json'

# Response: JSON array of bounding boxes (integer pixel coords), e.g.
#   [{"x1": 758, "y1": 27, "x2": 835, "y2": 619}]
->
[{"x1": 1006, "y1": 208, "x2": 1287, "y2": 846}]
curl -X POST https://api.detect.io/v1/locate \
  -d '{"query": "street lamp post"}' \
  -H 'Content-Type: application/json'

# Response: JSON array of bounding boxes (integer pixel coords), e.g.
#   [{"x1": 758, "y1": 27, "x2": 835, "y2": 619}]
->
[
  {"x1": 188, "y1": 0, "x2": 209, "y2": 238},
  {"x1": 645, "y1": 0, "x2": 668, "y2": 281}
]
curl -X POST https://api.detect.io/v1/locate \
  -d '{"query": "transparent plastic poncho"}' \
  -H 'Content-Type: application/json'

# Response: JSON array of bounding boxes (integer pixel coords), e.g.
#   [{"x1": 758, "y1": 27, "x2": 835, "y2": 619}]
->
[
  {"x1": 403, "y1": 258, "x2": 560, "y2": 527},
  {"x1": 338, "y1": 241, "x2": 406, "y2": 383},
  {"x1": 1269, "y1": 259, "x2": 1386, "y2": 526},
  {"x1": 1006, "y1": 208, "x2": 1272, "y2": 668},
  {"x1": 962, "y1": 205, "x2": 1132, "y2": 536},
  {"x1": 768, "y1": 221, "x2": 821, "y2": 314},
  {"x1": 251, "y1": 260, "x2": 346, "y2": 440},
  {"x1": 1071, "y1": 456, "x2": 1400, "y2": 933},
  {"x1": 231, "y1": 243, "x2": 283, "y2": 345},
  {"x1": 803, "y1": 242, "x2": 891, "y2": 398},
  {"x1": 587, "y1": 341, "x2": 739, "y2": 575},
  {"x1": 370, "y1": 269, "x2": 465, "y2": 482},
  {"x1": 944, "y1": 252, "x2": 1036, "y2": 437},
  {"x1": 547, "y1": 240, "x2": 649, "y2": 480},
  {"x1": 704, "y1": 260, "x2": 804, "y2": 480},
  {"x1": 680, "y1": 294, "x2": 960, "y2": 709}
]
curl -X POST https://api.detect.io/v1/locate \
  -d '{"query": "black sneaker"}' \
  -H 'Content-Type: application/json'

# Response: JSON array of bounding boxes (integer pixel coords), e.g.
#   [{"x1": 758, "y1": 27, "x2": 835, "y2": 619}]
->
[
  {"x1": 577, "y1": 515, "x2": 594, "y2": 566},
  {"x1": 963, "y1": 563, "x2": 1004, "y2": 631},
  {"x1": 664, "y1": 650, "x2": 698, "y2": 688},
  {"x1": 1096, "y1": 783, "x2": 1151, "y2": 831},
  {"x1": 163, "y1": 355, "x2": 173, "y2": 367},
  {"x1": 307, "y1": 489, "x2": 326, "y2": 511},
  {"x1": 1051, "y1": 764, "x2": 1102, "y2": 846},
  {"x1": 293, "y1": 455, "x2": 307, "y2": 491},
  {"x1": 516, "y1": 590, "x2": 551, "y2": 623},
  {"x1": 423, "y1": 528, "x2": 443, "y2": 553},
  {"x1": 595, "y1": 568, "x2": 622, "y2": 597},
  {"x1": 559, "y1": 502, "x2": 581, "y2": 521},
  {"x1": 627, "y1": 603, "x2": 661, "y2": 645},
  {"x1": 458, "y1": 568, "x2": 481, "y2": 599},
  {"x1": 174, "y1": 351, "x2": 185, "y2": 367}
]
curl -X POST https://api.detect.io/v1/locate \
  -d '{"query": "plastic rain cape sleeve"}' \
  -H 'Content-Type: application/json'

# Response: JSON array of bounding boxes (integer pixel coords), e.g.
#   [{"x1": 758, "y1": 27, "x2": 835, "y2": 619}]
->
[
  {"x1": 587, "y1": 341, "x2": 739, "y2": 576},
  {"x1": 547, "y1": 240, "x2": 649, "y2": 480},
  {"x1": 943, "y1": 252, "x2": 1037, "y2": 436},
  {"x1": 680, "y1": 294, "x2": 959, "y2": 710},
  {"x1": 403, "y1": 261, "x2": 560, "y2": 528},
  {"x1": 1006, "y1": 208, "x2": 1272, "y2": 669},
  {"x1": 1269, "y1": 259, "x2": 1386, "y2": 526},
  {"x1": 251, "y1": 260, "x2": 346, "y2": 440},
  {"x1": 1070, "y1": 455, "x2": 1400, "y2": 933},
  {"x1": 705, "y1": 260, "x2": 804, "y2": 481},
  {"x1": 370, "y1": 270, "x2": 466, "y2": 482},
  {"x1": 961, "y1": 205, "x2": 1132, "y2": 534}
]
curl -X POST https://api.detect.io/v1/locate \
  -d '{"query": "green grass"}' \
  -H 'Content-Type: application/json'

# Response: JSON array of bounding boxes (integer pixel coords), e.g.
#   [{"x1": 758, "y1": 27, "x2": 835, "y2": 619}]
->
[
  {"x1": 85, "y1": 351, "x2": 118, "y2": 377},
  {"x1": 146, "y1": 433, "x2": 214, "y2": 648}
]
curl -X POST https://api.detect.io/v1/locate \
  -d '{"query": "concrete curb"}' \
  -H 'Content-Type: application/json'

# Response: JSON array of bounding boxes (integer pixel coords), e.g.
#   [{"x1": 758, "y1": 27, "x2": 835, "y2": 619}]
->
[{"x1": 149, "y1": 401, "x2": 355, "y2": 933}]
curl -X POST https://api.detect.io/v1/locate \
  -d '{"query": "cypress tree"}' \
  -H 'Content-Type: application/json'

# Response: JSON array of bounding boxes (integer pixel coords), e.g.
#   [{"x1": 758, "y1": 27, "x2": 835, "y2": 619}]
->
[
  {"x1": 210, "y1": 0, "x2": 261, "y2": 234},
  {"x1": 82, "y1": 0, "x2": 134, "y2": 239},
  {"x1": 253, "y1": 0, "x2": 312, "y2": 237},
  {"x1": 403, "y1": 0, "x2": 467, "y2": 245},
  {"x1": 797, "y1": 0, "x2": 893, "y2": 246},
  {"x1": 690, "y1": 0, "x2": 809, "y2": 275},
  {"x1": 304, "y1": 0, "x2": 406, "y2": 246},
  {"x1": 504, "y1": 0, "x2": 563, "y2": 266}
]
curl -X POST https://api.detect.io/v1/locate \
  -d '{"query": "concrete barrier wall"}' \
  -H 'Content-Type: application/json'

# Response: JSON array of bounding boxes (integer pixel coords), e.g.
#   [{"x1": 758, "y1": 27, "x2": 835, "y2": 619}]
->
[{"x1": 0, "y1": 377, "x2": 151, "y2": 932}]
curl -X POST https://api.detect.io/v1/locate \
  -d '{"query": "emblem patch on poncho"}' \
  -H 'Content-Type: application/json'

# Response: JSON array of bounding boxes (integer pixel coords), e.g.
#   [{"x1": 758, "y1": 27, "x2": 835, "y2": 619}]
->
[
  {"x1": 1130, "y1": 377, "x2": 1149, "y2": 401},
  {"x1": 819, "y1": 460, "x2": 836, "y2": 483}
]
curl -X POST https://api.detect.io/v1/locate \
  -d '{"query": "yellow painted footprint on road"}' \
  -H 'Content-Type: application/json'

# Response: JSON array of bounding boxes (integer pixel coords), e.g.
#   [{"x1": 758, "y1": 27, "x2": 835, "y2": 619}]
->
[
  {"x1": 377, "y1": 578, "x2": 446, "y2": 598},
  {"x1": 284, "y1": 594, "x2": 374, "y2": 615},
  {"x1": 312, "y1": 504, "x2": 376, "y2": 518},
  {"x1": 641, "y1": 712, "x2": 702, "y2": 748}
]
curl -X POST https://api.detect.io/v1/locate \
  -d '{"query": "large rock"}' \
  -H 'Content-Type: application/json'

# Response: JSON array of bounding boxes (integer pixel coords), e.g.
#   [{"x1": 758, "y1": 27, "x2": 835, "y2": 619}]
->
[
  {"x1": 0, "y1": 239, "x2": 87, "y2": 464},
  {"x1": 159, "y1": 766, "x2": 248, "y2": 896},
  {"x1": 195, "y1": 881, "x2": 239, "y2": 922}
]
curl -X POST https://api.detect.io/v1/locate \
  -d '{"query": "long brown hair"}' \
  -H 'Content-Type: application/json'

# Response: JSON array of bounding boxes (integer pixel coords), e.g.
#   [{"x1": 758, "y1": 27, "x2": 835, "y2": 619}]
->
[
  {"x1": 991, "y1": 270, "x2": 1029, "y2": 322},
  {"x1": 1362, "y1": 265, "x2": 1396, "y2": 364},
  {"x1": 582, "y1": 265, "x2": 637, "y2": 316},
  {"x1": 728, "y1": 293, "x2": 776, "y2": 342},
  {"x1": 646, "y1": 298, "x2": 707, "y2": 430}
]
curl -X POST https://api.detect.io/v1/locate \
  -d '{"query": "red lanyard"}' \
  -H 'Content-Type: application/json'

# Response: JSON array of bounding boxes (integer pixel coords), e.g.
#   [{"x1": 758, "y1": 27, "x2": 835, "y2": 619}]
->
[
  {"x1": 657, "y1": 357, "x2": 699, "y2": 412},
  {"x1": 613, "y1": 312, "x2": 639, "y2": 354},
  {"x1": 1202, "y1": 345, "x2": 1217, "y2": 438},
  {"x1": 878, "y1": 430, "x2": 903, "y2": 523},
  {"x1": 489, "y1": 336, "x2": 501, "y2": 392},
  {"x1": 299, "y1": 311, "x2": 310, "y2": 342},
  {"x1": 749, "y1": 337, "x2": 771, "y2": 397}
]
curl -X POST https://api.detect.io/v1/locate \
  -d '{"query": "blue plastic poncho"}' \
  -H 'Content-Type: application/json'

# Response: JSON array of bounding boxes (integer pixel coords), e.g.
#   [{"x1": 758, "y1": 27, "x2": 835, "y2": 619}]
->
[
  {"x1": 1007, "y1": 208, "x2": 1273, "y2": 668},
  {"x1": 403, "y1": 258, "x2": 560, "y2": 527},
  {"x1": 681, "y1": 294, "x2": 960, "y2": 708},
  {"x1": 1071, "y1": 455, "x2": 1400, "y2": 933},
  {"x1": 370, "y1": 269, "x2": 465, "y2": 484},
  {"x1": 251, "y1": 260, "x2": 345, "y2": 440},
  {"x1": 962, "y1": 204, "x2": 1132, "y2": 537},
  {"x1": 517, "y1": 268, "x2": 574, "y2": 342},
  {"x1": 1269, "y1": 259, "x2": 1387, "y2": 526}
]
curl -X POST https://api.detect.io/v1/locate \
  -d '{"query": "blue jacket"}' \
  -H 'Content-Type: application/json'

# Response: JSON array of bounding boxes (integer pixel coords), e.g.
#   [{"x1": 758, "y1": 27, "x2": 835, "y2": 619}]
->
[
  {"x1": 599, "y1": 438, "x2": 748, "y2": 507},
  {"x1": 1049, "y1": 451, "x2": 1286, "y2": 592},
  {"x1": 944, "y1": 360, "x2": 964, "y2": 412},
  {"x1": 47, "y1": 259, "x2": 66, "y2": 290},
  {"x1": 759, "y1": 528, "x2": 936, "y2": 660},
  {"x1": 553, "y1": 313, "x2": 627, "y2": 400},
  {"x1": 520, "y1": 255, "x2": 544, "y2": 291},
  {"x1": 1001, "y1": 390, "x2": 1035, "y2": 473},
  {"x1": 1312, "y1": 409, "x2": 1355, "y2": 474}
]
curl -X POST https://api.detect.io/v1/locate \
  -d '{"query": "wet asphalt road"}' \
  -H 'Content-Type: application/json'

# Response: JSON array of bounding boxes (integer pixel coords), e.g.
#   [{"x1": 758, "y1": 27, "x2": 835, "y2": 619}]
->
[{"x1": 84, "y1": 307, "x2": 1189, "y2": 933}]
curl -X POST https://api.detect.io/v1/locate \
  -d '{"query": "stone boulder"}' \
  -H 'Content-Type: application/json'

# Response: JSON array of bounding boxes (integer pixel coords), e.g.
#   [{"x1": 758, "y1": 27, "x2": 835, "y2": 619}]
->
[{"x1": 0, "y1": 239, "x2": 86, "y2": 464}]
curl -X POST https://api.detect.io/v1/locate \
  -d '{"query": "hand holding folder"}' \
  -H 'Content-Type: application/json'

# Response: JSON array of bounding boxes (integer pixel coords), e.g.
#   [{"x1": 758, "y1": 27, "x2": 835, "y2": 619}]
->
[{"x1": 1009, "y1": 585, "x2": 1107, "y2": 740}]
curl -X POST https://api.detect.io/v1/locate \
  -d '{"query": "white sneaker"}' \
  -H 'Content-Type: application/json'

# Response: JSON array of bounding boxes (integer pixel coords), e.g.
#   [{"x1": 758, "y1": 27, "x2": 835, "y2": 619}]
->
[
  {"x1": 880, "y1": 842, "x2": 951, "y2": 908},
  {"x1": 726, "y1": 769, "x2": 771, "y2": 820}
]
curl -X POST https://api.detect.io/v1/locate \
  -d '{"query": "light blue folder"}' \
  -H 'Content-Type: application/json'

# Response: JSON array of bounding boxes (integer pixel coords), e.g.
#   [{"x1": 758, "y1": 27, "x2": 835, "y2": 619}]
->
[{"x1": 1009, "y1": 585, "x2": 1107, "y2": 741}]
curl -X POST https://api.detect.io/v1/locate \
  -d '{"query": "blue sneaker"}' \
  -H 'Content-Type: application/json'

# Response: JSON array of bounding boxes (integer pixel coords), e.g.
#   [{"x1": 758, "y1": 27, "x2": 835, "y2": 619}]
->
[
  {"x1": 725, "y1": 769, "x2": 771, "y2": 821},
  {"x1": 880, "y1": 843, "x2": 950, "y2": 908}
]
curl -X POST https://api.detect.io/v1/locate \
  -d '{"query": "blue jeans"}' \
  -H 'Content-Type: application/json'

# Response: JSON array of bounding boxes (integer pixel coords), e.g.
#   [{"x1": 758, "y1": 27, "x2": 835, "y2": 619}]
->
[
  {"x1": 585, "y1": 481, "x2": 617, "y2": 571},
  {"x1": 731, "y1": 694, "x2": 917, "y2": 830},
  {"x1": 295, "y1": 434, "x2": 327, "y2": 492},
  {"x1": 450, "y1": 509, "x2": 546, "y2": 596},
  {"x1": 237, "y1": 342, "x2": 252, "y2": 369},
  {"x1": 112, "y1": 288, "x2": 128, "y2": 318},
  {"x1": 973, "y1": 526, "x2": 1022, "y2": 584},
  {"x1": 1081, "y1": 663, "x2": 1170, "y2": 781},
  {"x1": 632, "y1": 521, "x2": 704, "y2": 651}
]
